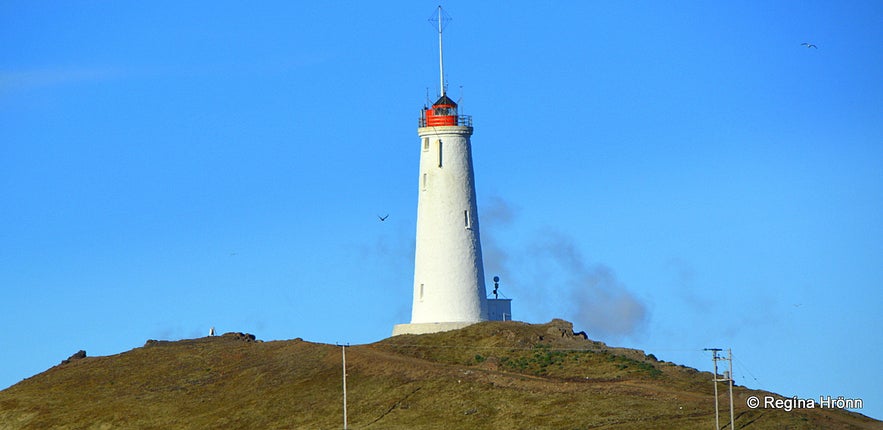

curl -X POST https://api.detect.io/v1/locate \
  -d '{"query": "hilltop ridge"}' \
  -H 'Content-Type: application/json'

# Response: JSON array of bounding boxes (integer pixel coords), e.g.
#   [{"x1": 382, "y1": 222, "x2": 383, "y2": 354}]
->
[{"x1": 0, "y1": 320, "x2": 878, "y2": 429}]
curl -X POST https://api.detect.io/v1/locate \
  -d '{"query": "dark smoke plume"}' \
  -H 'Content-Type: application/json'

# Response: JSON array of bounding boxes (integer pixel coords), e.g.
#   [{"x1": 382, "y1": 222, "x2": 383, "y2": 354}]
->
[{"x1": 480, "y1": 197, "x2": 648, "y2": 341}]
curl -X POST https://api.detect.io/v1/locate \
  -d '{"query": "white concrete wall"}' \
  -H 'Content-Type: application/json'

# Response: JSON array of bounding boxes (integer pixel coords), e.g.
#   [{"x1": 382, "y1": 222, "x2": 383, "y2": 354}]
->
[{"x1": 410, "y1": 125, "x2": 488, "y2": 325}]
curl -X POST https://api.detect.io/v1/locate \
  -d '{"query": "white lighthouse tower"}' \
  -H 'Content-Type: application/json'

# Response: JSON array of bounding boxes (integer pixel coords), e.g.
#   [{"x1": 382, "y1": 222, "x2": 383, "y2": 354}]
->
[{"x1": 393, "y1": 7, "x2": 490, "y2": 336}]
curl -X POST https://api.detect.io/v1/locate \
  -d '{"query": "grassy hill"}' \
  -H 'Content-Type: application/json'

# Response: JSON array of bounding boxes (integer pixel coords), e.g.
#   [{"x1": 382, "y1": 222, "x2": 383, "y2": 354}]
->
[{"x1": 0, "y1": 320, "x2": 878, "y2": 429}]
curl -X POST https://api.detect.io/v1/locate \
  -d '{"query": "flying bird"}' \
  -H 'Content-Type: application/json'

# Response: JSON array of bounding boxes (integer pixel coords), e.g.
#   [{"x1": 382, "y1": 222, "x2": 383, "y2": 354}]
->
[
  {"x1": 378, "y1": 214, "x2": 389, "y2": 221},
  {"x1": 801, "y1": 42, "x2": 817, "y2": 49}
]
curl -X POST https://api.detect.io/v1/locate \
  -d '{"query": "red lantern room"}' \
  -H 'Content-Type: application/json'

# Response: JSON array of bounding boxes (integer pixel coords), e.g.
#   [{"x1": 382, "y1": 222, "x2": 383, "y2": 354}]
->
[
  {"x1": 420, "y1": 94, "x2": 472, "y2": 127},
  {"x1": 425, "y1": 94, "x2": 458, "y2": 126}
]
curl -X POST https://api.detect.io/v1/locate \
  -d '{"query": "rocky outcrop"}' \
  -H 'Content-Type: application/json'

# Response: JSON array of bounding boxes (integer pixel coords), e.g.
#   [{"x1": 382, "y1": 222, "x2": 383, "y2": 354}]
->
[
  {"x1": 60, "y1": 350, "x2": 86, "y2": 365},
  {"x1": 222, "y1": 332, "x2": 257, "y2": 342}
]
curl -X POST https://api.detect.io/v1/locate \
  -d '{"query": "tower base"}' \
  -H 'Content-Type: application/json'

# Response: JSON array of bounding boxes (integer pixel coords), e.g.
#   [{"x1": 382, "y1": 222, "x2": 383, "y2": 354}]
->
[{"x1": 392, "y1": 321, "x2": 478, "y2": 336}]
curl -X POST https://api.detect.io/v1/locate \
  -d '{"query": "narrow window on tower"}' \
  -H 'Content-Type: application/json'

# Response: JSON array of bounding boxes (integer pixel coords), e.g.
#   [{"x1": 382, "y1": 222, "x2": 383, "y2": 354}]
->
[
  {"x1": 464, "y1": 210, "x2": 471, "y2": 229},
  {"x1": 437, "y1": 140, "x2": 443, "y2": 167},
  {"x1": 422, "y1": 173, "x2": 427, "y2": 191},
  {"x1": 419, "y1": 284, "x2": 424, "y2": 301},
  {"x1": 422, "y1": 137, "x2": 429, "y2": 152}
]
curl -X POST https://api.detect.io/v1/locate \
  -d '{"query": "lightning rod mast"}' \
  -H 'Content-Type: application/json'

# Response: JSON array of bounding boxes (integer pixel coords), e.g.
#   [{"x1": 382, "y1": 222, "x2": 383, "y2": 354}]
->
[{"x1": 436, "y1": 6, "x2": 445, "y2": 97}]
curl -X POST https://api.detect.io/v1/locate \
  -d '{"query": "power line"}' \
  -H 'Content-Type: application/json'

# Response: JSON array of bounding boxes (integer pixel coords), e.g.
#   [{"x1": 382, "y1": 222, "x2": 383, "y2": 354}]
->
[{"x1": 732, "y1": 352, "x2": 761, "y2": 385}]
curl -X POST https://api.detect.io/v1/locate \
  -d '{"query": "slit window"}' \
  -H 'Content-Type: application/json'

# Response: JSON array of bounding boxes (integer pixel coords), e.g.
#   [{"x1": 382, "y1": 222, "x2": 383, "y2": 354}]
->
[
  {"x1": 422, "y1": 173, "x2": 427, "y2": 191},
  {"x1": 422, "y1": 137, "x2": 429, "y2": 151},
  {"x1": 437, "y1": 140, "x2": 443, "y2": 167},
  {"x1": 464, "y1": 210, "x2": 471, "y2": 229},
  {"x1": 419, "y1": 284, "x2": 424, "y2": 301}
]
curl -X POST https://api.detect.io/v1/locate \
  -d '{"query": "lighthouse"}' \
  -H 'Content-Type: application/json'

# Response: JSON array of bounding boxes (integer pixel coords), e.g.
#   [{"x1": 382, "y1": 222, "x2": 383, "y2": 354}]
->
[{"x1": 393, "y1": 7, "x2": 492, "y2": 336}]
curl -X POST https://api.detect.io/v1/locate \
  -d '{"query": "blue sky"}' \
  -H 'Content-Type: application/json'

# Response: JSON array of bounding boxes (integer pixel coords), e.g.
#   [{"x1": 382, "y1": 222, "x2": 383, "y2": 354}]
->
[{"x1": 2, "y1": 0, "x2": 881, "y2": 420}]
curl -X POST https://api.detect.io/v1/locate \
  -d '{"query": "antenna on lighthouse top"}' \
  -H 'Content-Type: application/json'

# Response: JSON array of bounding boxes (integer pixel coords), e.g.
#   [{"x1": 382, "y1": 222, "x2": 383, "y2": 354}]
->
[{"x1": 429, "y1": 6, "x2": 452, "y2": 97}]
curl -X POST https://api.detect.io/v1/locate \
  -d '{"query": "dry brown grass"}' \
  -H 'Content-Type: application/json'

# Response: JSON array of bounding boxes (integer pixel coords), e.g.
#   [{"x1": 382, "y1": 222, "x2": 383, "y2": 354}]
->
[{"x1": 0, "y1": 320, "x2": 879, "y2": 429}]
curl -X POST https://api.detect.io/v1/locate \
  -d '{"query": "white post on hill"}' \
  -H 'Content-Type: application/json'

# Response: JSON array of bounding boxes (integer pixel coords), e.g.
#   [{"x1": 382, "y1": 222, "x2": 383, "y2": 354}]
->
[{"x1": 341, "y1": 344, "x2": 348, "y2": 430}]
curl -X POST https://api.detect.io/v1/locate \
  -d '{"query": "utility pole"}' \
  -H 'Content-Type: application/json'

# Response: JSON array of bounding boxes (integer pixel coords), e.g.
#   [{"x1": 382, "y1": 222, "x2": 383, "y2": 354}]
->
[
  {"x1": 705, "y1": 348, "x2": 735, "y2": 430},
  {"x1": 705, "y1": 348, "x2": 721, "y2": 429},
  {"x1": 727, "y1": 348, "x2": 735, "y2": 429},
  {"x1": 341, "y1": 344, "x2": 348, "y2": 430}
]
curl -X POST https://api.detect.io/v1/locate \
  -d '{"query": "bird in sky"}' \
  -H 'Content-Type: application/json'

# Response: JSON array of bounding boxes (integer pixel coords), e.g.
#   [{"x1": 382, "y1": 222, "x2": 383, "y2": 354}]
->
[
  {"x1": 378, "y1": 214, "x2": 389, "y2": 221},
  {"x1": 801, "y1": 42, "x2": 818, "y2": 49}
]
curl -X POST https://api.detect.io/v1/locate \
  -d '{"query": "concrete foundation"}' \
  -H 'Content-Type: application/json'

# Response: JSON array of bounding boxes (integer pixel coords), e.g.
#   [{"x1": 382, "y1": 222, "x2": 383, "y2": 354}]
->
[{"x1": 392, "y1": 321, "x2": 478, "y2": 336}]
